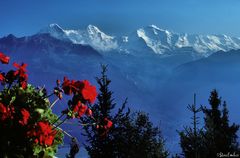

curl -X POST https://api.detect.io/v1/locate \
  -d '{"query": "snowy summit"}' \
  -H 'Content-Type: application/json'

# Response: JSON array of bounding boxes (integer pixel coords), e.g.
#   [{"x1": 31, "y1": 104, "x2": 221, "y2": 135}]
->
[{"x1": 40, "y1": 24, "x2": 240, "y2": 56}]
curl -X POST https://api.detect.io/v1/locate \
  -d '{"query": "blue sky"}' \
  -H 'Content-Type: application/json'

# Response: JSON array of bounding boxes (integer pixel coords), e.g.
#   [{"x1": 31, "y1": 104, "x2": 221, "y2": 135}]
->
[{"x1": 1, "y1": 0, "x2": 240, "y2": 37}]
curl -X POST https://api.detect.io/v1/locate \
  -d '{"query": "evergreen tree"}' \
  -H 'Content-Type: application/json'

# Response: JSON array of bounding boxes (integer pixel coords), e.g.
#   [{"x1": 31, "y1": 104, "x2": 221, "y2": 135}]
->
[
  {"x1": 179, "y1": 90, "x2": 239, "y2": 158},
  {"x1": 178, "y1": 94, "x2": 204, "y2": 158},
  {"x1": 81, "y1": 65, "x2": 168, "y2": 158},
  {"x1": 221, "y1": 101, "x2": 239, "y2": 151},
  {"x1": 201, "y1": 89, "x2": 239, "y2": 157},
  {"x1": 81, "y1": 65, "x2": 116, "y2": 158},
  {"x1": 117, "y1": 111, "x2": 169, "y2": 158}
]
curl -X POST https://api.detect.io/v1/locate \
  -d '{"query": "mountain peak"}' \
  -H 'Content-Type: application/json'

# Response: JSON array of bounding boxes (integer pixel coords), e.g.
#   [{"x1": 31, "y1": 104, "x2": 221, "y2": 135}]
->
[
  {"x1": 6, "y1": 34, "x2": 17, "y2": 39},
  {"x1": 87, "y1": 25, "x2": 101, "y2": 33},
  {"x1": 86, "y1": 25, "x2": 115, "y2": 40},
  {"x1": 38, "y1": 24, "x2": 117, "y2": 52},
  {"x1": 39, "y1": 23, "x2": 65, "y2": 36},
  {"x1": 149, "y1": 24, "x2": 160, "y2": 30},
  {"x1": 148, "y1": 25, "x2": 167, "y2": 32},
  {"x1": 36, "y1": 23, "x2": 240, "y2": 56},
  {"x1": 49, "y1": 23, "x2": 63, "y2": 30},
  {"x1": 147, "y1": 25, "x2": 172, "y2": 34}
]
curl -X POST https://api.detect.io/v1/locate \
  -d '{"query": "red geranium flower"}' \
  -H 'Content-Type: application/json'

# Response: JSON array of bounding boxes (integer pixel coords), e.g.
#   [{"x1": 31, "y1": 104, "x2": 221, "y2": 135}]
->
[
  {"x1": 19, "y1": 108, "x2": 30, "y2": 125},
  {"x1": 62, "y1": 77, "x2": 77, "y2": 95},
  {"x1": 13, "y1": 62, "x2": 28, "y2": 89},
  {"x1": 61, "y1": 77, "x2": 97, "y2": 104},
  {"x1": 85, "y1": 108, "x2": 93, "y2": 116},
  {"x1": 0, "y1": 73, "x2": 5, "y2": 82},
  {"x1": 81, "y1": 80, "x2": 97, "y2": 104},
  {"x1": 27, "y1": 121, "x2": 57, "y2": 146},
  {"x1": 21, "y1": 80, "x2": 28, "y2": 89},
  {"x1": 0, "y1": 103, "x2": 15, "y2": 121},
  {"x1": 72, "y1": 101, "x2": 87, "y2": 118},
  {"x1": 13, "y1": 62, "x2": 28, "y2": 77},
  {"x1": 0, "y1": 52, "x2": 10, "y2": 64},
  {"x1": 104, "y1": 118, "x2": 113, "y2": 129},
  {"x1": 97, "y1": 118, "x2": 113, "y2": 138},
  {"x1": 0, "y1": 103, "x2": 7, "y2": 121}
]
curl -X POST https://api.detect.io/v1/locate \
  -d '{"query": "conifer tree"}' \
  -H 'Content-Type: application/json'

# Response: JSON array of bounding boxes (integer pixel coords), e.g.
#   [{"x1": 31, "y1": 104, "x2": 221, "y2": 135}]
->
[
  {"x1": 178, "y1": 94, "x2": 204, "y2": 158},
  {"x1": 81, "y1": 65, "x2": 116, "y2": 158},
  {"x1": 81, "y1": 65, "x2": 168, "y2": 158},
  {"x1": 179, "y1": 90, "x2": 239, "y2": 158},
  {"x1": 119, "y1": 111, "x2": 168, "y2": 158},
  {"x1": 201, "y1": 89, "x2": 239, "y2": 157}
]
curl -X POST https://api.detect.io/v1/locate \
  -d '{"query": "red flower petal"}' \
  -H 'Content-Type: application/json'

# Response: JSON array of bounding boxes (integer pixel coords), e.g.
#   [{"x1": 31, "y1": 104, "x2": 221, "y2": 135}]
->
[
  {"x1": 0, "y1": 73, "x2": 5, "y2": 81},
  {"x1": 19, "y1": 108, "x2": 30, "y2": 125},
  {"x1": 104, "y1": 118, "x2": 113, "y2": 129},
  {"x1": 86, "y1": 108, "x2": 93, "y2": 116},
  {"x1": 0, "y1": 52, "x2": 10, "y2": 64},
  {"x1": 28, "y1": 121, "x2": 56, "y2": 146},
  {"x1": 81, "y1": 80, "x2": 97, "y2": 104}
]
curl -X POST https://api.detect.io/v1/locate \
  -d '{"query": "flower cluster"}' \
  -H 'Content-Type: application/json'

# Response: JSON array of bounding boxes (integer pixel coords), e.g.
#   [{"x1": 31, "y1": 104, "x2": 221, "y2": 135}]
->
[
  {"x1": 27, "y1": 121, "x2": 57, "y2": 146},
  {"x1": 0, "y1": 52, "x2": 9, "y2": 81},
  {"x1": 13, "y1": 62, "x2": 28, "y2": 89},
  {"x1": 54, "y1": 76, "x2": 98, "y2": 119},
  {"x1": 72, "y1": 101, "x2": 88, "y2": 118},
  {"x1": 0, "y1": 52, "x2": 28, "y2": 89},
  {"x1": 61, "y1": 77, "x2": 98, "y2": 104},
  {"x1": 0, "y1": 102, "x2": 31, "y2": 126},
  {"x1": 96, "y1": 118, "x2": 113, "y2": 137},
  {"x1": 19, "y1": 108, "x2": 30, "y2": 126},
  {"x1": 0, "y1": 52, "x2": 61, "y2": 157},
  {"x1": 54, "y1": 75, "x2": 113, "y2": 136},
  {"x1": 0, "y1": 52, "x2": 113, "y2": 157},
  {"x1": 0, "y1": 103, "x2": 15, "y2": 121}
]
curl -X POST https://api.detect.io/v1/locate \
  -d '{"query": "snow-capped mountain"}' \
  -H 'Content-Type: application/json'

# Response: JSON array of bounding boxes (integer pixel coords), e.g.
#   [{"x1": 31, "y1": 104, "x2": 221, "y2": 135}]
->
[
  {"x1": 40, "y1": 24, "x2": 240, "y2": 56},
  {"x1": 40, "y1": 24, "x2": 118, "y2": 52},
  {"x1": 124, "y1": 25, "x2": 240, "y2": 56}
]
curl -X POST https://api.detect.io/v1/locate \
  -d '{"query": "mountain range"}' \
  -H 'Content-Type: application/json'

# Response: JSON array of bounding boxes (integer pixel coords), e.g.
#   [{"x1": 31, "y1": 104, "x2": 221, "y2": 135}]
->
[
  {"x1": 0, "y1": 24, "x2": 240, "y2": 155},
  {"x1": 40, "y1": 24, "x2": 240, "y2": 56}
]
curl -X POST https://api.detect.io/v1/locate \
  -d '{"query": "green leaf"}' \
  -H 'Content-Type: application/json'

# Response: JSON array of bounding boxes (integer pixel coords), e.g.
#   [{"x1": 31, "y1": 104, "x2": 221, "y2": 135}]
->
[
  {"x1": 35, "y1": 108, "x2": 45, "y2": 114},
  {"x1": 9, "y1": 96, "x2": 16, "y2": 104},
  {"x1": 33, "y1": 145, "x2": 43, "y2": 156}
]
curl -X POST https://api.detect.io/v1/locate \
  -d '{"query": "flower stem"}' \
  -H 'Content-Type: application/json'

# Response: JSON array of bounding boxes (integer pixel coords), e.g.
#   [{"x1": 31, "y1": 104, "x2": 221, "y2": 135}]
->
[
  {"x1": 90, "y1": 115, "x2": 96, "y2": 121},
  {"x1": 54, "y1": 126, "x2": 74, "y2": 139},
  {"x1": 46, "y1": 92, "x2": 54, "y2": 98},
  {"x1": 64, "y1": 121, "x2": 96, "y2": 126},
  {"x1": 7, "y1": 83, "x2": 12, "y2": 92},
  {"x1": 50, "y1": 98, "x2": 59, "y2": 109},
  {"x1": 79, "y1": 122, "x2": 96, "y2": 126},
  {"x1": 52, "y1": 117, "x2": 68, "y2": 130},
  {"x1": 52, "y1": 113, "x2": 64, "y2": 125}
]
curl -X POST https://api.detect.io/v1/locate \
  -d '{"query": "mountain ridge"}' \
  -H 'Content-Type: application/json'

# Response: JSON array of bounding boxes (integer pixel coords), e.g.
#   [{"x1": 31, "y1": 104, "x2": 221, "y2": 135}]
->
[
  {"x1": 39, "y1": 24, "x2": 240, "y2": 56},
  {"x1": 0, "y1": 33, "x2": 101, "y2": 58}
]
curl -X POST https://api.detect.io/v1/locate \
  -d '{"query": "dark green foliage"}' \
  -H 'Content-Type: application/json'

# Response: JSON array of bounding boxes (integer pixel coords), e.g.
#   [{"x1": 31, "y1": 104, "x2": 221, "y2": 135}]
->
[
  {"x1": 82, "y1": 65, "x2": 168, "y2": 158},
  {"x1": 201, "y1": 89, "x2": 239, "y2": 157},
  {"x1": 113, "y1": 111, "x2": 169, "y2": 158},
  {"x1": 178, "y1": 127, "x2": 205, "y2": 158},
  {"x1": 81, "y1": 65, "x2": 116, "y2": 158},
  {"x1": 178, "y1": 94, "x2": 204, "y2": 158},
  {"x1": 179, "y1": 90, "x2": 240, "y2": 158},
  {"x1": 94, "y1": 65, "x2": 116, "y2": 118}
]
